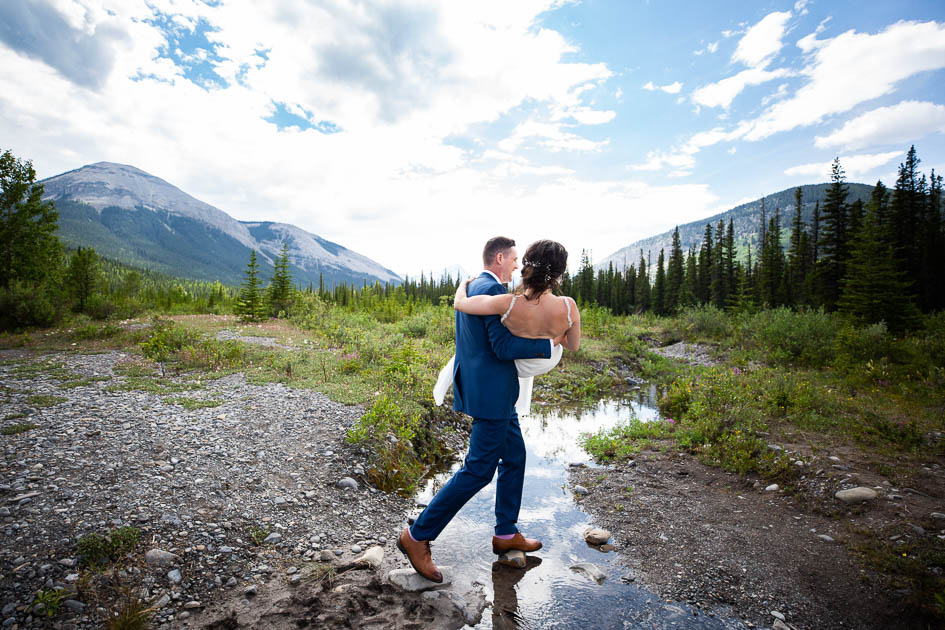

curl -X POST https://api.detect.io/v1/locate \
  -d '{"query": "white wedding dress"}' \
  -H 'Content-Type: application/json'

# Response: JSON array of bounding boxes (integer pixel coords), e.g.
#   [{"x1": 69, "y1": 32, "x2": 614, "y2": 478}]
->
[{"x1": 433, "y1": 296, "x2": 572, "y2": 417}]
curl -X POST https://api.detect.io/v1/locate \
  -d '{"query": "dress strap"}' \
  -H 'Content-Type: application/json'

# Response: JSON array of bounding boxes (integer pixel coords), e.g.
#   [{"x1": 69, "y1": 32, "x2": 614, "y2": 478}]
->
[
  {"x1": 500, "y1": 295, "x2": 519, "y2": 323},
  {"x1": 566, "y1": 298, "x2": 573, "y2": 328}
]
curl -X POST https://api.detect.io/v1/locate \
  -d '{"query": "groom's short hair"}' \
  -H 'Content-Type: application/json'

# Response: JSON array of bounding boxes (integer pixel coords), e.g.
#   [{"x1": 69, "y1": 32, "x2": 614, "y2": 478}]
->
[{"x1": 483, "y1": 236, "x2": 515, "y2": 267}]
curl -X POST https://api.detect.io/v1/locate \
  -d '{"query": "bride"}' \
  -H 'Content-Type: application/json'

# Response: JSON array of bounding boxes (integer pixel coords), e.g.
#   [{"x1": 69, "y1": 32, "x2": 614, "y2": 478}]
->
[{"x1": 433, "y1": 240, "x2": 582, "y2": 416}]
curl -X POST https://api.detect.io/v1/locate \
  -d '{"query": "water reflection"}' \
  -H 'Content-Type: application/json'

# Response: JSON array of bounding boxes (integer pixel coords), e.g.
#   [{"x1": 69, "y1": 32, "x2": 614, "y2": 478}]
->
[{"x1": 413, "y1": 397, "x2": 746, "y2": 629}]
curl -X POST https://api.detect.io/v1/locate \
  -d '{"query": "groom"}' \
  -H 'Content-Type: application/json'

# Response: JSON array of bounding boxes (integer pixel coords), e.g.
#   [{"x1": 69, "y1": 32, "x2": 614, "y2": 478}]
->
[{"x1": 398, "y1": 236, "x2": 553, "y2": 582}]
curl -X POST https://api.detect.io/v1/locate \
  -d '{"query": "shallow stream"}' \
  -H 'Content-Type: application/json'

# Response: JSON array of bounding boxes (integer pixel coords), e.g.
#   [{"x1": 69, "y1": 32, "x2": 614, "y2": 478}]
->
[{"x1": 413, "y1": 391, "x2": 749, "y2": 629}]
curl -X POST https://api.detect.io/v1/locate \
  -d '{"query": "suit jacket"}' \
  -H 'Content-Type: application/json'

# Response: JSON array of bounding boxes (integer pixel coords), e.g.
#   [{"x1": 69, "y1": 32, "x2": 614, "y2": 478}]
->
[{"x1": 452, "y1": 272, "x2": 550, "y2": 420}]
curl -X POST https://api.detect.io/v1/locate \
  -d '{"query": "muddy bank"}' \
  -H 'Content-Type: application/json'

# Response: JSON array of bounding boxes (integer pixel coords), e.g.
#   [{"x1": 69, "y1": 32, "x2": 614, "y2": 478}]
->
[{"x1": 570, "y1": 449, "x2": 943, "y2": 630}]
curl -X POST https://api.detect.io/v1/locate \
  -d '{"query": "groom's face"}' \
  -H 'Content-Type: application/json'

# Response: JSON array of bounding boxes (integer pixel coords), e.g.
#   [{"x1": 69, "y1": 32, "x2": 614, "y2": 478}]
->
[{"x1": 495, "y1": 246, "x2": 519, "y2": 283}]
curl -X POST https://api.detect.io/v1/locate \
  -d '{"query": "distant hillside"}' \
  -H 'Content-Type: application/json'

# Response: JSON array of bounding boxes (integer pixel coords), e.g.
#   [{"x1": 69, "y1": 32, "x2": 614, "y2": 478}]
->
[
  {"x1": 42, "y1": 162, "x2": 401, "y2": 288},
  {"x1": 598, "y1": 182, "x2": 874, "y2": 271}
]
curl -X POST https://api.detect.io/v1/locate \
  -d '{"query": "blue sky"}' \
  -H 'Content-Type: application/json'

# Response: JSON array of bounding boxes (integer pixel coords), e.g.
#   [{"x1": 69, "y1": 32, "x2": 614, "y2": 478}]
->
[{"x1": 1, "y1": 0, "x2": 943, "y2": 277}]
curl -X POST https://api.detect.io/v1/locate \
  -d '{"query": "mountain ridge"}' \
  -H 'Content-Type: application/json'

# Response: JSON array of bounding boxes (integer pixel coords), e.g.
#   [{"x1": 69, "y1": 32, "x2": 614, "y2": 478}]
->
[
  {"x1": 598, "y1": 182, "x2": 875, "y2": 271},
  {"x1": 41, "y1": 162, "x2": 401, "y2": 288}
]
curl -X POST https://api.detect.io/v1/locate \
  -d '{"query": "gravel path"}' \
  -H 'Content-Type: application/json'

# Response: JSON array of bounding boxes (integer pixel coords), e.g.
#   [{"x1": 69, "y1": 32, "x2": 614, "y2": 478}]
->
[{"x1": 0, "y1": 350, "x2": 418, "y2": 629}]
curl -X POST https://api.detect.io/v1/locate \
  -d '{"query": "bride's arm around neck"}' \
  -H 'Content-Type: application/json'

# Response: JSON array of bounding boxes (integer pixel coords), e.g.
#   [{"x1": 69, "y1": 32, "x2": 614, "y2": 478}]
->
[{"x1": 453, "y1": 278, "x2": 514, "y2": 316}]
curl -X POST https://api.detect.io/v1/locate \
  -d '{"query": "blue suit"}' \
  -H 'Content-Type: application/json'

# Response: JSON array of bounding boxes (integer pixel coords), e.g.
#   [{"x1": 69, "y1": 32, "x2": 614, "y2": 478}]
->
[{"x1": 411, "y1": 272, "x2": 550, "y2": 540}]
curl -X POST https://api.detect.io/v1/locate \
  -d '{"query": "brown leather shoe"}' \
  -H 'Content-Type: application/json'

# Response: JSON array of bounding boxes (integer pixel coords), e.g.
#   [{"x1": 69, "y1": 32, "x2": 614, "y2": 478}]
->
[
  {"x1": 397, "y1": 528, "x2": 442, "y2": 583},
  {"x1": 492, "y1": 532, "x2": 542, "y2": 555}
]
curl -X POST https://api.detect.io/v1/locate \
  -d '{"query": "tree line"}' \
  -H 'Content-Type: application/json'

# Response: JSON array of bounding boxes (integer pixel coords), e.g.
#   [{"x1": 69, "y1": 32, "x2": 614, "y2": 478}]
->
[{"x1": 561, "y1": 146, "x2": 943, "y2": 332}]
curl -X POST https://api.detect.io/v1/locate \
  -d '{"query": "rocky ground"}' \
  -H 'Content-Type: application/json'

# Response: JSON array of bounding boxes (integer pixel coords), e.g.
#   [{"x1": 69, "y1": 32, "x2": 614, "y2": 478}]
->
[
  {"x1": 569, "y1": 402, "x2": 945, "y2": 628},
  {"x1": 0, "y1": 348, "x2": 482, "y2": 629}
]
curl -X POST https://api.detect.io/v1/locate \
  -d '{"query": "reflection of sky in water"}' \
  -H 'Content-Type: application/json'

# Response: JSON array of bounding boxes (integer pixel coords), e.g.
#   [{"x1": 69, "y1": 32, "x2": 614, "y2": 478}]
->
[{"x1": 414, "y1": 395, "x2": 747, "y2": 629}]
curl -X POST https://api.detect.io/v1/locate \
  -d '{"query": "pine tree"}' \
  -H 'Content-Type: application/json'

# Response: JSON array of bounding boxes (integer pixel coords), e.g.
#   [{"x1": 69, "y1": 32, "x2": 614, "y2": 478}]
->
[
  {"x1": 683, "y1": 248, "x2": 698, "y2": 307},
  {"x1": 67, "y1": 247, "x2": 102, "y2": 314},
  {"x1": 653, "y1": 249, "x2": 666, "y2": 315},
  {"x1": 710, "y1": 219, "x2": 725, "y2": 308},
  {"x1": 666, "y1": 227, "x2": 684, "y2": 313},
  {"x1": 236, "y1": 250, "x2": 265, "y2": 322},
  {"x1": 818, "y1": 157, "x2": 850, "y2": 309},
  {"x1": 927, "y1": 171, "x2": 945, "y2": 310},
  {"x1": 267, "y1": 241, "x2": 294, "y2": 317}
]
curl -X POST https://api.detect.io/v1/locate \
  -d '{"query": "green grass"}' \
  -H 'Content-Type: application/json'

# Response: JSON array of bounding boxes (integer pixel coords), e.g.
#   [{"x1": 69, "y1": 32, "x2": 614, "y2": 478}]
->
[
  {"x1": 581, "y1": 417, "x2": 671, "y2": 463},
  {"x1": 58, "y1": 376, "x2": 111, "y2": 389},
  {"x1": 77, "y1": 526, "x2": 141, "y2": 568},
  {"x1": 26, "y1": 394, "x2": 68, "y2": 407},
  {"x1": 105, "y1": 377, "x2": 203, "y2": 394},
  {"x1": 1, "y1": 423, "x2": 39, "y2": 435},
  {"x1": 164, "y1": 396, "x2": 223, "y2": 409}
]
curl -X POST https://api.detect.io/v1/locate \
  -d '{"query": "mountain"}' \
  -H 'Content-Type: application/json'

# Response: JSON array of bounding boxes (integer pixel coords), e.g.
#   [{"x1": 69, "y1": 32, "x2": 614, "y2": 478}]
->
[
  {"x1": 598, "y1": 182, "x2": 874, "y2": 271},
  {"x1": 42, "y1": 162, "x2": 401, "y2": 288}
]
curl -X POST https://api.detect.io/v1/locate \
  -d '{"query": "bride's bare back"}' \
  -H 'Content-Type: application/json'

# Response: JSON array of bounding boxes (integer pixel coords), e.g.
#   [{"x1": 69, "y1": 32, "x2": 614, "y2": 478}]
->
[{"x1": 454, "y1": 281, "x2": 581, "y2": 351}]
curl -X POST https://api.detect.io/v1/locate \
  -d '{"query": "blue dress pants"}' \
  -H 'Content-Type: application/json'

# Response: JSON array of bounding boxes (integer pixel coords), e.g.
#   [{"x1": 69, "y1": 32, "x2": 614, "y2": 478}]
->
[{"x1": 410, "y1": 414, "x2": 525, "y2": 540}]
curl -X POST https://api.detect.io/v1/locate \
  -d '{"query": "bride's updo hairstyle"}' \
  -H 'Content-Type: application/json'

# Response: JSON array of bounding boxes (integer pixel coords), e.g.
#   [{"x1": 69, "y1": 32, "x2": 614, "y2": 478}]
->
[{"x1": 521, "y1": 240, "x2": 568, "y2": 300}]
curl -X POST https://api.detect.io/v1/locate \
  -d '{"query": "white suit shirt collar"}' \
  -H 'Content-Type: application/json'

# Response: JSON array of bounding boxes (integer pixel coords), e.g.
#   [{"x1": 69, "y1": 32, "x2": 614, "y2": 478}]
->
[{"x1": 482, "y1": 270, "x2": 502, "y2": 284}]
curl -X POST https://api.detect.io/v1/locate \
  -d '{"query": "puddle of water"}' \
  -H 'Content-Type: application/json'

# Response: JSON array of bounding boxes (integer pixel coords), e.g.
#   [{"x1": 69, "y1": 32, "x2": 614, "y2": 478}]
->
[{"x1": 413, "y1": 393, "x2": 747, "y2": 629}]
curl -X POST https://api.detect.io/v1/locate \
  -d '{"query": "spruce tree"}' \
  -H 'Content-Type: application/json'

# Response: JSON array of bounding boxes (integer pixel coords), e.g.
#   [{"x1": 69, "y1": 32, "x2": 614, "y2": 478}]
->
[
  {"x1": 710, "y1": 219, "x2": 725, "y2": 308},
  {"x1": 634, "y1": 253, "x2": 650, "y2": 312},
  {"x1": 818, "y1": 157, "x2": 849, "y2": 309},
  {"x1": 839, "y1": 201, "x2": 920, "y2": 332},
  {"x1": 724, "y1": 218, "x2": 736, "y2": 310},
  {"x1": 666, "y1": 227, "x2": 684, "y2": 313},
  {"x1": 683, "y1": 248, "x2": 698, "y2": 307},
  {"x1": 67, "y1": 247, "x2": 102, "y2": 314},
  {"x1": 653, "y1": 249, "x2": 666, "y2": 315},
  {"x1": 0, "y1": 149, "x2": 63, "y2": 289},
  {"x1": 267, "y1": 241, "x2": 294, "y2": 317},
  {"x1": 787, "y1": 187, "x2": 806, "y2": 306},
  {"x1": 236, "y1": 250, "x2": 265, "y2": 322},
  {"x1": 697, "y1": 223, "x2": 713, "y2": 303}
]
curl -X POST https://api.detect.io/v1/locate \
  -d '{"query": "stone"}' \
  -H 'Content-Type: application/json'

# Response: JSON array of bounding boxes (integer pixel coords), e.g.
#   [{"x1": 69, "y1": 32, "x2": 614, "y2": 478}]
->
[
  {"x1": 62, "y1": 600, "x2": 85, "y2": 613},
  {"x1": 835, "y1": 487, "x2": 878, "y2": 504},
  {"x1": 584, "y1": 527, "x2": 611, "y2": 545},
  {"x1": 153, "y1": 594, "x2": 171, "y2": 609},
  {"x1": 569, "y1": 563, "x2": 606, "y2": 583},
  {"x1": 351, "y1": 544, "x2": 362, "y2": 554},
  {"x1": 910, "y1": 524, "x2": 926, "y2": 536},
  {"x1": 289, "y1": 574, "x2": 301, "y2": 586},
  {"x1": 145, "y1": 549, "x2": 180, "y2": 567},
  {"x1": 817, "y1": 535, "x2": 835, "y2": 543},
  {"x1": 167, "y1": 569, "x2": 182, "y2": 584},
  {"x1": 225, "y1": 577, "x2": 238, "y2": 588},
  {"x1": 497, "y1": 550, "x2": 526, "y2": 568},
  {"x1": 765, "y1": 484, "x2": 779, "y2": 492},
  {"x1": 183, "y1": 601, "x2": 201, "y2": 609},
  {"x1": 353, "y1": 546, "x2": 385, "y2": 569},
  {"x1": 319, "y1": 550, "x2": 335, "y2": 562},
  {"x1": 336, "y1": 477, "x2": 358, "y2": 491},
  {"x1": 771, "y1": 610, "x2": 785, "y2": 621},
  {"x1": 219, "y1": 546, "x2": 233, "y2": 554},
  {"x1": 772, "y1": 621, "x2": 791, "y2": 630},
  {"x1": 572, "y1": 485, "x2": 589, "y2": 496},
  {"x1": 262, "y1": 532, "x2": 282, "y2": 544},
  {"x1": 600, "y1": 544, "x2": 616, "y2": 552},
  {"x1": 388, "y1": 566, "x2": 453, "y2": 591},
  {"x1": 286, "y1": 567, "x2": 298, "y2": 575},
  {"x1": 245, "y1": 585, "x2": 258, "y2": 597},
  {"x1": 932, "y1": 512, "x2": 945, "y2": 521}
]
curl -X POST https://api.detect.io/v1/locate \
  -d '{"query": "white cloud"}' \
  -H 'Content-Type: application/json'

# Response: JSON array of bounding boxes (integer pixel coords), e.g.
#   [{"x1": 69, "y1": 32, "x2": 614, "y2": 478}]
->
[
  {"x1": 692, "y1": 67, "x2": 791, "y2": 109},
  {"x1": 794, "y1": 0, "x2": 811, "y2": 16},
  {"x1": 0, "y1": 0, "x2": 629, "y2": 274},
  {"x1": 643, "y1": 80, "x2": 683, "y2": 94},
  {"x1": 814, "y1": 100, "x2": 945, "y2": 150},
  {"x1": 732, "y1": 11, "x2": 791, "y2": 68},
  {"x1": 784, "y1": 151, "x2": 901, "y2": 178},
  {"x1": 744, "y1": 20, "x2": 945, "y2": 141},
  {"x1": 693, "y1": 41, "x2": 719, "y2": 56}
]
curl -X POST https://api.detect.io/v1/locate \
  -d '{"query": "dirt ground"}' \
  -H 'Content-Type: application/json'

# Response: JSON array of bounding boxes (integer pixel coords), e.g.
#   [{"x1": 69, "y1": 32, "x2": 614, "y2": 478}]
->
[{"x1": 570, "y1": 446, "x2": 945, "y2": 630}]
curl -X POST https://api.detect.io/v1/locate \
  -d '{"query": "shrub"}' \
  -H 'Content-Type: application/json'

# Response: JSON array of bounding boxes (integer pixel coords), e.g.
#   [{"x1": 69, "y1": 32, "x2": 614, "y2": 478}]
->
[
  {"x1": 0, "y1": 281, "x2": 62, "y2": 330},
  {"x1": 347, "y1": 395, "x2": 423, "y2": 493},
  {"x1": 741, "y1": 307, "x2": 840, "y2": 367},
  {"x1": 77, "y1": 526, "x2": 140, "y2": 567},
  {"x1": 672, "y1": 304, "x2": 732, "y2": 340}
]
